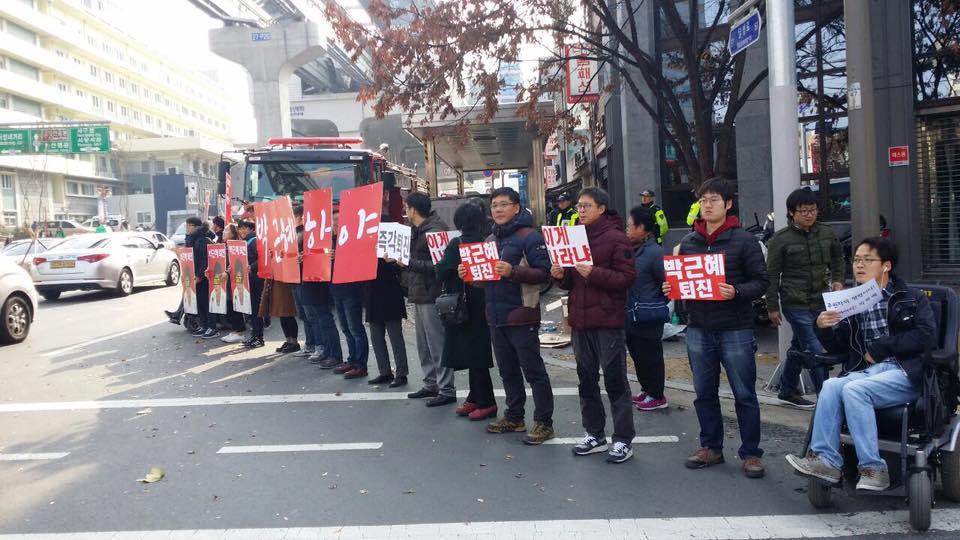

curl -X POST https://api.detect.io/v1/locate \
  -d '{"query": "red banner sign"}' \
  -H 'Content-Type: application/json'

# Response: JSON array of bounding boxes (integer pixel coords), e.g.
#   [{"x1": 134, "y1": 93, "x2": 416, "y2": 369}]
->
[
  {"x1": 253, "y1": 202, "x2": 272, "y2": 280},
  {"x1": 224, "y1": 171, "x2": 233, "y2": 223},
  {"x1": 206, "y1": 244, "x2": 228, "y2": 314},
  {"x1": 332, "y1": 182, "x2": 383, "y2": 284},
  {"x1": 227, "y1": 240, "x2": 251, "y2": 314},
  {"x1": 664, "y1": 253, "x2": 726, "y2": 301},
  {"x1": 269, "y1": 196, "x2": 300, "y2": 284},
  {"x1": 303, "y1": 188, "x2": 333, "y2": 282},
  {"x1": 177, "y1": 247, "x2": 197, "y2": 314},
  {"x1": 459, "y1": 241, "x2": 501, "y2": 282}
]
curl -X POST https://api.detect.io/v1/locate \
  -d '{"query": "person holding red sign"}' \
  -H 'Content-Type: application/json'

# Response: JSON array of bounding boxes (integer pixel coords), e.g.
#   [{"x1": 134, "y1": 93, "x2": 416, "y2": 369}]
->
[
  {"x1": 551, "y1": 187, "x2": 636, "y2": 464},
  {"x1": 184, "y1": 217, "x2": 219, "y2": 340},
  {"x1": 238, "y1": 220, "x2": 265, "y2": 348},
  {"x1": 664, "y1": 177, "x2": 769, "y2": 479}
]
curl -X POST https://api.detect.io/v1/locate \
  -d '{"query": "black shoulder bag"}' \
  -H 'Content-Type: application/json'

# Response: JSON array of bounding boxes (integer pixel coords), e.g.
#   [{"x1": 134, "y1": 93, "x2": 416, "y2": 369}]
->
[{"x1": 435, "y1": 282, "x2": 468, "y2": 327}]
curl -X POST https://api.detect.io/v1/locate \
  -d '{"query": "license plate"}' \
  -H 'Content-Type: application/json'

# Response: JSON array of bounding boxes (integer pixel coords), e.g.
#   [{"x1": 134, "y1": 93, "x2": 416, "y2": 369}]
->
[{"x1": 51, "y1": 260, "x2": 75, "y2": 269}]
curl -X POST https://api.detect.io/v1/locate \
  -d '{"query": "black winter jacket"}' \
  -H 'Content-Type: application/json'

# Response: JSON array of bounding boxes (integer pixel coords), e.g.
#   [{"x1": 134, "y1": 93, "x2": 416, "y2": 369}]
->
[{"x1": 405, "y1": 212, "x2": 449, "y2": 304}]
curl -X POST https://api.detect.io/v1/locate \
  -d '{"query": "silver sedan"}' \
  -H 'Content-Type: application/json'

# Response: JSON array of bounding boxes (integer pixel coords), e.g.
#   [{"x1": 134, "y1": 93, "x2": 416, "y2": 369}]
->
[{"x1": 29, "y1": 233, "x2": 181, "y2": 301}]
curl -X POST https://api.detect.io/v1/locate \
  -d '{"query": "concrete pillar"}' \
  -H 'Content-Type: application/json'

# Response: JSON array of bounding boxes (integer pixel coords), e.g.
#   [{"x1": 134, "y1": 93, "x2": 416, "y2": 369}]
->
[
  {"x1": 423, "y1": 137, "x2": 438, "y2": 197},
  {"x1": 735, "y1": 31, "x2": 774, "y2": 229},
  {"x1": 529, "y1": 135, "x2": 546, "y2": 226},
  {"x1": 210, "y1": 22, "x2": 327, "y2": 147}
]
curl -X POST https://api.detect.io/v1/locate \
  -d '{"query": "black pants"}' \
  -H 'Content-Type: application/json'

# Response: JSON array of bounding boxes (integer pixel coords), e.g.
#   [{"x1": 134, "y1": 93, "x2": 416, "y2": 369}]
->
[
  {"x1": 280, "y1": 316, "x2": 298, "y2": 340},
  {"x1": 466, "y1": 368, "x2": 495, "y2": 408},
  {"x1": 249, "y1": 279, "x2": 264, "y2": 339},
  {"x1": 625, "y1": 323, "x2": 665, "y2": 400},
  {"x1": 490, "y1": 325, "x2": 553, "y2": 426},
  {"x1": 572, "y1": 328, "x2": 635, "y2": 445},
  {"x1": 196, "y1": 277, "x2": 216, "y2": 328}
]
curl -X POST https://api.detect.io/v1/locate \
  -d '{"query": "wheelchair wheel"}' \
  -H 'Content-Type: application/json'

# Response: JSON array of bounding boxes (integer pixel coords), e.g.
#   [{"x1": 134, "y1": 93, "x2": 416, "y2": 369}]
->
[
  {"x1": 908, "y1": 472, "x2": 932, "y2": 532},
  {"x1": 807, "y1": 477, "x2": 832, "y2": 509},
  {"x1": 941, "y1": 450, "x2": 960, "y2": 502},
  {"x1": 183, "y1": 314, "x2": 201, "y2": 334}
]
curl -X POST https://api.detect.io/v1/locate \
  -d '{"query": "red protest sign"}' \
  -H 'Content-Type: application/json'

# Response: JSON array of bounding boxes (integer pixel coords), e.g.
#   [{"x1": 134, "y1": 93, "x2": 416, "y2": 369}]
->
[
  {"x1": 459, "y1": 241, "x2": 501, "y2": 282},
  {"x1": 332, "y1": 182, "x2": 383, "y2": 284},
  {"x1": 542, "y1": 225, "x2": 593, "y2": 267},
  {"x1": 206, "y1": 244, "x2": 228, "y2": 314},
  {"x1": 664, "y1": 253, "x2": 726, "y2": 301},
  {"x1": 224, "y1": 171, "x2": 233, "y2": 223},
  {"x1": 177, "y1": 247, "x2": 197, "y2": 314},
  {"x1": 303, "y1": 188, "x2": 333, "y2": 282},
  {"x1": 426, "y1": 230, "x2": 461, "y2": 264},
  {"x1": 253, "y1": 202, "x2": 272, "y2": 280},
  {"x1": 227, "y1": 240, "x2": 251, "y2": 314},
  {"x1": 269, "y1": 197, "x2": 300, "y2": 284}
]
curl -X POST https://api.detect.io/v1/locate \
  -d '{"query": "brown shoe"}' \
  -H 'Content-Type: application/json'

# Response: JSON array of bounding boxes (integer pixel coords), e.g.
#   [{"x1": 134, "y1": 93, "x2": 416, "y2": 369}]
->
[
  {"x1": 333, "y1": 363, "x2": 352, "y2": 374},
  {"x1": 343, "y1": 368, "x2": 368, "y2": 380},
  {"x1": 522, "y1": 422, "x2": 554, "y2": 445},
  {"x1": 486, "y1": 417, "x2": 526, "y2": 434},
  {"x1": 743, "y1": 456, "x2": 765, "y2": 479},
  {"x1": 685, "y1": 447, "x2": 725, "y2": 469}
]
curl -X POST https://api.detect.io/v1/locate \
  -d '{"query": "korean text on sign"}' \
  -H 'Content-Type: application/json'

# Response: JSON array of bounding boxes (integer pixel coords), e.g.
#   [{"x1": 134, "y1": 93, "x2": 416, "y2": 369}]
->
[
  {"x1": 663, "y1": 254, "x2": 726, "y2": 301},
  {"x1": 459, "y1": 242, "x2": 501, "y2": 282},
  {"x1": 376, "y1": 222, "x2": 411, "y2": 265},
  {"x1": 426, "y1": 230, "x2": 461, "y2": 264},
  {"x1": 542, "y1": 225, "x2": 593, "y2": 267},
  {"x1": 303, "y1": 188, "x2": 333, "y2": 282},
  {"x1": 332, "y1": 182, "x2": 383, "y2": 284},
  {"x1": 227, "y1": 240, "x2": 252, "y2": 315}
]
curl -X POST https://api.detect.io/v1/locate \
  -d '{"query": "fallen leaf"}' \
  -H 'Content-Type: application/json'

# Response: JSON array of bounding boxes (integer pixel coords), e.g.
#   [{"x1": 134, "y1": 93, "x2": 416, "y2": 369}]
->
[{"x1": 137, "y1": 467, "x2": 165, "y2": 483}]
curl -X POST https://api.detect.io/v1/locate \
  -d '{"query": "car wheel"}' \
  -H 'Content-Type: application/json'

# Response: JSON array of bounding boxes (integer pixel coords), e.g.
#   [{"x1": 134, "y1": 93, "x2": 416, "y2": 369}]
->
[
  {"x1": 116, "y1": 268, "x2": 134, "y2": 296},
  {"x1": 41, "y1": 291, "x2": 61, "y2": 301},
  {"x1": 166, "y1": 261, "x2": 181, "y2": 286},
  {"x1": 1, "y1": 295, "x2": 31, "y2": 344}
]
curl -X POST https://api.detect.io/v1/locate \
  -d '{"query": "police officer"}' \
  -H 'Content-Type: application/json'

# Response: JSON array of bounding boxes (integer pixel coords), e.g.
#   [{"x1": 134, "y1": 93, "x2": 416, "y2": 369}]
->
[
  {"x1": 639, "y1": 190, "x2": 668, "y2": 244},
  {"x1": 548, "y1": 192, "x2": 579, "y2": 226}
]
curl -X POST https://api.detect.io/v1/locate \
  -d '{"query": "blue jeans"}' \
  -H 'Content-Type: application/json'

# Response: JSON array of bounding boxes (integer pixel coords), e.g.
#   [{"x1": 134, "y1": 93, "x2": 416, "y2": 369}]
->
[
  {"x1": 780, "y1": 308, "x2": 827, "y2": 396},
  {"x1": 686, "y1": 327, "x2": 763, "y2": 458},
  {"x1": 810, "y1": 361, "x2": 918, "y2": 472},
  {"x1": 306, "y1": 301, "x2": 341, "y2": 361},
  {"x1": 333, "y1": 286, "x2": 368, "y2": 369},
  {"x1": 292, "y1": 285, "x2": 317, "y2": 350}
]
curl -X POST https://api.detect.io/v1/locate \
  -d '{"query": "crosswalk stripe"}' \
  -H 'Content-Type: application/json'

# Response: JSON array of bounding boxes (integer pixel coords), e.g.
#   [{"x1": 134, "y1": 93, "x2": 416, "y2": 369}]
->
[
  {"x1": 216, "y1": 443, "x2": 383, "y2": 453},
  {"x1": 0, "y1": 452, "x2": 70, "y2": 461}
]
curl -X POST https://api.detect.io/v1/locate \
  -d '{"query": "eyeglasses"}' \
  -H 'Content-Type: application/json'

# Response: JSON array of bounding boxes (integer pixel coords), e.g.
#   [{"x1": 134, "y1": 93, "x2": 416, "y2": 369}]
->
[
  {"x1": 699, "y1": 197, "x2": 724, "y2": 206},
  {"x1": 576, "y1": 203, "x2": 595, "y2": 210},
  {"x1": 490, "y1": 202, "x2": 517, "y2": 210},
  {"x1": 852, "y1": 257, "x2": 882, "y2": 266},
  {"x1": 794, "y1": 207, "x2": 818, "y2": 216}
]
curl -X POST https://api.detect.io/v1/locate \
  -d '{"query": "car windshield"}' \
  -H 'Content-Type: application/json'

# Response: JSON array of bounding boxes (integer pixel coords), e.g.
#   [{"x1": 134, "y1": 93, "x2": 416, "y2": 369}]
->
[
  {"x1": 245, "y1": 161, "x2": 366, "y2": 203},
  {"x1": 51, "y1": 235, "x2": 112, "y2": 250},
  {"x1": 2, "y1": 240, "x2": 54, "y2": 256}
]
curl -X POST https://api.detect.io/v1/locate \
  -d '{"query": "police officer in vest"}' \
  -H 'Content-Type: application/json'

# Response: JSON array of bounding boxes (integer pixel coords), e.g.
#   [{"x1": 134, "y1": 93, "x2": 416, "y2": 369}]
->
[
  {"x1": 548, "y1": 192, "x2": 579, "y2": 226},
  {"x1": 640, "y1": 190, "x2": 669, "y2": 245}
]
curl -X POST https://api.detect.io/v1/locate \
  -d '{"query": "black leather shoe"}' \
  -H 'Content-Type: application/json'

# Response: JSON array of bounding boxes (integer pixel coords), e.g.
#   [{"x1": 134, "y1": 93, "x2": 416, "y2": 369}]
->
[
  {"x1": 165, "y1": 310, "x2": 181, "y2": 325},
  {"x1": 368, "y1": 374, "x2": 394, "y2": 385},
  {"x1": 425, "y1": 395, "x2": 457, "y2": 407},
  {"x1": 407, "y1": 388, "x2": 438, "y2": 399},
  {"x1": 389, "y1": 376, "x2": 408, "y2": 388}
]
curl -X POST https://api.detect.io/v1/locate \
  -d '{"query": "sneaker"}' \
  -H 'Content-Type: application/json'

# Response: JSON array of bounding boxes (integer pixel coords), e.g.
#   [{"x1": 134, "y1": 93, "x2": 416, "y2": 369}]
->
[
  {"x1": 743, "y1": 456, "x2": 765, "y2": 479},
  {"x1": 286, "y1": 342, "x2": 301, "y2": 354},
  {"x1": 636, "y1": 396, "x2": 669, "y2": 411},
  {"x1": 607, "y1": 441, "x2": 633, "y2": 464},
  {"x1": 201, "y1": 328, "x2": 219, "y2": 339},
  {"x1": 191, "y1": 327, "x2": 207, "y2": 337},
  {"x1": 333, "y1": 363, "x2": 353, "y2": 374},
  {"x1": 856, "y1": 468, "x2": 890, "y2": 491},
  {"x1": 318, "y1": 357, "x2": 342, "y2": 370},
  {"x1": 486, "y1": 418, "x2": 526, "y2": 434},
  {"x1": 631, "y1": 392, "x2": 648, "y2": 404},
  {"x1": 308, "y1": 351, "x2": 327, "y2": 363},
  {"x1": 294, "y1": 346, "x2": 315, "y2": 357},
  {"x1": 685, "y1": 447, "x2": 725, "y2": 469},
  {"x1": 778, "y1": 393, "x2": 816, "y2": 410},
  {"x1": 221, "y1": 332, "x2": 245, "y2": 344},
  {"x1": 456, "y1": 401, "x2": 479, "y2": 417},
  {"x1": 368, "y1": 374, "x2": 394, "y2": 385},
  {"x1": 785, "y1": 451, "x2": 841, "y2": 484},
  {"x1": 468, "y1": 405, "x2": 498, "y2": 421},
  {"x1": 407, "y1": 388, "x2": 439, "y2": 399},
  {"x1": 246, "y1": 337, "x2": 265, "y2": 349},
  {"x1": 522, "y1": 422, "x2": 554, "y2": 445},
  {"x1": 344, "y1": 368, "x2": 368, "y2": 380},
  {"x1": 572, "y1": 434, "x2": 608, "y2": 456},
  {"x1": 389, "y1": 376, "x2": 408, "y2": 388}
]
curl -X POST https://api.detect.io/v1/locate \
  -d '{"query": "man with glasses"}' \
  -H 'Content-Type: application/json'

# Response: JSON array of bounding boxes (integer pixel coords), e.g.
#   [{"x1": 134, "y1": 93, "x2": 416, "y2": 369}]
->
[
  {"x1": 765, "y1": 188, "x2": 845, "y2": 408},
  {"x1": 664, "y1": 177, "x2": 769, "y2": 478}
]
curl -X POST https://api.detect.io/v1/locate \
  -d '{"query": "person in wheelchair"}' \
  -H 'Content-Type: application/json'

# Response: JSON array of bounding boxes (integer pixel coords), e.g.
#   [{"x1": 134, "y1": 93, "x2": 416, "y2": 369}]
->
[{"x1": 785, "y1": 237, "x2": 935, "y2": 491}]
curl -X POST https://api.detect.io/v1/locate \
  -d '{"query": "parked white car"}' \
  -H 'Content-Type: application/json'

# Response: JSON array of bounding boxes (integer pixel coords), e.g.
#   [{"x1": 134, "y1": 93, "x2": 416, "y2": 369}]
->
[{"x1": 0, "y1": 255, "x2": 38, "y2": 344}]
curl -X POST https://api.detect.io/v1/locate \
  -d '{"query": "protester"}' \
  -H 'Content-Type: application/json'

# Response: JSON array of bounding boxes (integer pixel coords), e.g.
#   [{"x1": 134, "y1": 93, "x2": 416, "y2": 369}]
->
[
  {"x1": 625, "y1": 205, "x2": 669, "y2": 411},
  {"x1": 366, "y1": 257, "x2": 409, "y2": 386},
  {"x1": 785, "y1": 238, "x2": 934, "y2": 491},
  {"x1": 478, "y1": 187, "x2": 555, "y2": 444},
  {"x1": 552, "y1": 188, "x2": 636, "y2": 463},
  {"x1": 211, "y1": 216, "x2": 225, "y2": 243},
  {"x1": 639, "y1": 190, "x2": 669, "y2": 245},
  {"x1": 185, "y1": 217, "x2": 219, "y2": 340},
  {"x1": 665, "y1": 177, "x2": 769, "y2": 478},
  {"x1": 547, "y1": 193, "x2": 578, "y2": 226},
  {"x1": 329, "y1": 279, "x2": 368, "y2": 378},
  {"x1": 766, "y1": 187, "x2": 845, "y2": 408},
  {"x1": 259, "y1": 271, "x2": 299, "y2": 354},
  {"x1": 238, "y1": 220, "x2": 265, "y2": 348},
  {"x1": 220, "y1": 223, "x2": 246, "y2": 344},
  {"x1": 403, "y1": 192, "x2": 456, "y2": 406},
  {"x1": 439, "y1": 203, "x2": 496, "y2": 420},
  {"x1": 305, "y1": 278, "x2": 343, "y2": 368},
  {"x1": 291, "y1": 206, "x2": 322, "y2": 359}
]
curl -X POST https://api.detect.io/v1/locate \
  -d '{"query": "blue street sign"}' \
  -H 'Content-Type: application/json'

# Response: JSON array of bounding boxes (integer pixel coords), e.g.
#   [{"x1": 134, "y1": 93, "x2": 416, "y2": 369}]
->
[{"x1": 729, "y1": 9, "x2": 762, "y2": 57}]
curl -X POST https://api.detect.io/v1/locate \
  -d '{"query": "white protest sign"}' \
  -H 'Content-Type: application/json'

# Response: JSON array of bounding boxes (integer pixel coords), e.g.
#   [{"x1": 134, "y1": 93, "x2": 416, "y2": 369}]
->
[
  {"x1": 822, "y1": 279, "x2": 883, "y2": 319},
  {"x1": 542, "y1": 225, "x2": 593, "y2": 267},
  {"x1": 376, "y1": 222, "x2": 411, "y2": 265},
  {"x1": 426, "y1": 230, "x2": 461, "y2": 264}
]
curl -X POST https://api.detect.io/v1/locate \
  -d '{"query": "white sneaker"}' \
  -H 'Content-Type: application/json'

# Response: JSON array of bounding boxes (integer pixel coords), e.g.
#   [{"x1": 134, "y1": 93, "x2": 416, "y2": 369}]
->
[
  {"x1": 308, "y1": 351, "x2": 325, "y2": 361},
  {"x1": 221, "y1": 332, "x2": 244, "y2": 344},
  {"x1": 294, "y1": 346, "x2": 315, "y2": 357}
]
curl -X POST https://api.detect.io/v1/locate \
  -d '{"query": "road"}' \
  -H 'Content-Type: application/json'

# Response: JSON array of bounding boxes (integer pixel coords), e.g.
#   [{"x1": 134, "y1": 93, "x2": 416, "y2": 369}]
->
[{"x1": 1, "y1": 286, "x2": 958, "y2": 539}]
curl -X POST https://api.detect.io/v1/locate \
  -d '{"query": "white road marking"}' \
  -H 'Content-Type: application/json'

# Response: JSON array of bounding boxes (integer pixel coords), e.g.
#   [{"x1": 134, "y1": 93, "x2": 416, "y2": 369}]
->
[
  {"x1": 217, "y1": 443, "x2": 383, "y2": 454},
  {"x1": 544, "y1": 435, "x2": 679, "y2": 445},
  {"x1": 0, "y1": 388, "x2": 581, "y2": 413},
  {"x1": 3, "y1": 508, "x2": 960, "y2": 538},
  {"x1": 40, "y1": 320, "x2": 168, "y2": 357},
  {"x1": 0, "y1": 452, "x2": 69, "y2": 461}
]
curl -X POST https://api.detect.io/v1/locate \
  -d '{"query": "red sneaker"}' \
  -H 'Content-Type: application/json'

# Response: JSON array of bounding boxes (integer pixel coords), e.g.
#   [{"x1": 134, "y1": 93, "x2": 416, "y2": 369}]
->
[
  {"x1": 455, "y1": 401, "x2": 478, "y2": 417},
  {"x1": 631, "y1": 392, "x2": 648, "y2": 404},
  {"x1": 468, "y1": 405, "x2": 498, "y2": 421},
  {"x1": 333, "y1": 363, "x2": 352, "y2": 374}
]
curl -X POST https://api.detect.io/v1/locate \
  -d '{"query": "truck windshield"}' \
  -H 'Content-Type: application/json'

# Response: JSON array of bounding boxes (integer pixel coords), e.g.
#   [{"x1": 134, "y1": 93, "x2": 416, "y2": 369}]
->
[{"x1": 245, "y1": 161, "x2": 367, "y2": 202}]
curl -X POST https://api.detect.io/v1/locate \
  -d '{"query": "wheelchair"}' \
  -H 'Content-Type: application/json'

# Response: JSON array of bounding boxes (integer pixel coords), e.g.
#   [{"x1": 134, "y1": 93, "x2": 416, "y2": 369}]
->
[{"x1": 795, "y1": 284, "x2": 960, "y2": 531}]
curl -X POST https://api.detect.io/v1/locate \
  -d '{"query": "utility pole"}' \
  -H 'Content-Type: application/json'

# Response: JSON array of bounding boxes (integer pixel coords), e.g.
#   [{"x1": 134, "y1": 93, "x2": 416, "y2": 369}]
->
[{"x1": 845, "y1": 0, "x2": 880, "y2": 246}]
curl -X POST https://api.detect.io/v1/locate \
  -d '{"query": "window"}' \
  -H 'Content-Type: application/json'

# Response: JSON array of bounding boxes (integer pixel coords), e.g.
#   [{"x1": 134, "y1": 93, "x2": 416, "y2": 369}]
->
[
  {"x1": 57, "y1": 82, "x2": 68, "y2": 93},
  {"x1": 136, "y1": 211, "x2": 152, "y2": 224},
  {"x1": 5, "y1": 20, "x2": 37, "y2": 44},
  {"x1": 120, "y1": 105, "x2": 127, "y2": 117},
  {"x1": 91, "y1": 95, "x2": 102, "y2": 109},
  {"x1": 106, "y1": 101, "x2": 115, "y2": 113},
  {"x1": 76, "y1": 88, "x2": 86, "y2": 99},
  {"x1": 154, "y1": 160, "x2": 165, "y2": 173},
  {"x1": 10, "y1": 96, "x2": 41, "y2": 116},
  {"x1": 66, "y1": 181, "x2": 96, "y2": 197},
  {"x1": 145, "y1": 114, "x2": 152, "y2": 126},
  {"x1": 130, "y1": 82, "x2": 139, "y2": 96},
  {"x1": 89, "y1": 65, "x2": 99, "y2": 78},
  {"x1": 8, "y1": 58, "x2": 39, "y2": 80},
  {"x1": 140, "y1": 161, "x2": 150, "y2": 173},
  {"x1": 913, "y1": 0, "x2": 960, "y2": 102},
  {"x1": 104, "y1": 71, "x2": 113, "y2": 84},
  {"x1": 119, "y1": 78, "x2": 126, "y2": 89},
  {"x1": 132, "y1": 110, "x2": 141, "y2": 121},
  {"x1": 1, "y1": 173, "x2": 14, "y2": 190},
  {"x1": 3, "y1": 212, "x2": 16, "y2": 227},
  {"x1": 55, "y1": 49, "x2": 67, "y2": 58}
]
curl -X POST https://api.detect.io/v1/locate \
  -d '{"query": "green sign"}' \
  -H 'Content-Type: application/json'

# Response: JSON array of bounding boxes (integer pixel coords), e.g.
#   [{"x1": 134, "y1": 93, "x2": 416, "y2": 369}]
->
[{"x1": 0, "y1": 126, "x2": 111, "y2": 155}]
